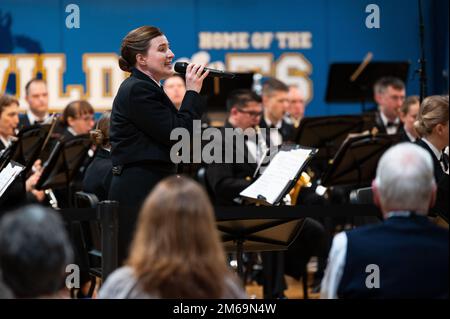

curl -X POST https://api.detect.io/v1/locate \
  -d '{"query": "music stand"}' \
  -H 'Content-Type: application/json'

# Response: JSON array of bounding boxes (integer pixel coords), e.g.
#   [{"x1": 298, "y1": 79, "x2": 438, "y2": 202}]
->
[
  {"x1": 295, "y1": 114, "x2": 376, "y2": 163},
  {"x1": 321, "y1": 133, "x2": 401, "y2": 187},
  {"x1": 219, "y1": 145, "x2": 316, "y2": 279},
  {"x1": 0, "y1": 124, "x2": 51, "y2": 174},
  {"x1": 200, "y1": 72, "x2": 254, "y2": 111},
  {"x1": 35, "y1": 135, "x2": 92, "y2": 206},
  {"x1": 325, "y1": 61, "x2": 410, "y2": 112},
  {"x1": 217, "y1": 214, "x2": 305, "y2": 280}
]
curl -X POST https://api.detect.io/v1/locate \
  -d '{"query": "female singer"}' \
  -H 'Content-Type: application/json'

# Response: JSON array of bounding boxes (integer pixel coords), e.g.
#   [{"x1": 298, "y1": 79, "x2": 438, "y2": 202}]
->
[{"x1": 109, "y1": 26, "x2": 209, "y2": 207}]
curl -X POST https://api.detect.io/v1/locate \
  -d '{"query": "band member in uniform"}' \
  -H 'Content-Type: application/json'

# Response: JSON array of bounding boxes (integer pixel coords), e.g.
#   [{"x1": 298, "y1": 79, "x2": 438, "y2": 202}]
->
[{"x1": 109, "y1": 26, "x2": 209, "y2": 207}]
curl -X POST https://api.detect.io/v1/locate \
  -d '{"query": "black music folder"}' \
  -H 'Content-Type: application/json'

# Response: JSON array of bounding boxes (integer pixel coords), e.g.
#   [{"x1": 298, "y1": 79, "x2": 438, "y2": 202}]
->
[
  {"x1": 321, "y1": 133, "x2": 401, "y2": 187},
  {"x1": 0, "y1": 124, "x2": 51, "y2": 174},
  {"x1": 240, "y1": 145, "x2": 317, "y2": 206},
  {"x1": 35, "y1": 135, "x2": 92, "y2": 191},
  {"x1": 294, "y1": 114, "x2": 376, "y2": 162},
  {"x1": 325, "y1": 61, "x2": 410, "y2": 104},
  {"x1": 200, "y1": 72, "x2": 254, "y2": 111}
]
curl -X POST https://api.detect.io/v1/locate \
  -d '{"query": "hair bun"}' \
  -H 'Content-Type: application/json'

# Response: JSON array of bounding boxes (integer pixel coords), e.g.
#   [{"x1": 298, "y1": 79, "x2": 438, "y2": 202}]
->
[{"x1": 118, "y1": 56, "x2": 131, "y2": 72}]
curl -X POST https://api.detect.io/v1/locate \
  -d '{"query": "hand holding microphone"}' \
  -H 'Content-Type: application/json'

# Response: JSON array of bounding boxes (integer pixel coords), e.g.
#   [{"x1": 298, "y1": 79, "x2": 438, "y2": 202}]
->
[
  {"x1": 183, "y1": 63, "x2": 210, "y2": 93},
  {"x1": 175, "y1": 62, "x2": 236, "y2": 93},
  {"x1": 175, "y1": 62, "x2": 236, "y2": 79}
]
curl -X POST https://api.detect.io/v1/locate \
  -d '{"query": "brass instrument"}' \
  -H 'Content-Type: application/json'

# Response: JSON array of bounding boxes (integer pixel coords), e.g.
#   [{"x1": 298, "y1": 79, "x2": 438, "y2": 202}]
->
[{"x1": 289, "y1": 171, "x2": 313, "y2": 206}]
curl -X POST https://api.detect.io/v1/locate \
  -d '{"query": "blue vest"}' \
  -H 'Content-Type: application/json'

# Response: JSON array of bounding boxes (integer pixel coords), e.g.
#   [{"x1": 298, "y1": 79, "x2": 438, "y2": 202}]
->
[{"x1": 337, "y1": 214, "x2": 449, "y2": 298}]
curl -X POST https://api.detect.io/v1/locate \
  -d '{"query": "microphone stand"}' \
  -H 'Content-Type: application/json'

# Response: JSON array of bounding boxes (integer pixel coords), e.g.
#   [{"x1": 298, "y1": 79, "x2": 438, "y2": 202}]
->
[{"x1": 417, "y1": 0, "x2": 427, "y2": 103}]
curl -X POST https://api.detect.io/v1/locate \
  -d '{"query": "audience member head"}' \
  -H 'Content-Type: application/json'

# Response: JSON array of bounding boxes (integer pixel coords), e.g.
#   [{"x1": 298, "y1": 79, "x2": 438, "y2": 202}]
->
[
  {"x1": 372, "y1": 143, "x2": 436, "y2": 216},
  {"x1": 261, "y1": 78, "x2": 289, "y2": 124},
  {"x1": 90, "y1": 111, "x2": 111, "y2": 149},
  {"x1": 227, "y1": 89, "x2": 262, "y2": 130},
  {"x1": 414, "y1": 95, "x2": 449, "y2": 150},
  {"x1": 287, "y1": 85, "x2": 306, "y2": 122},
  {"x1": 374, "y1": 77, "x2": 405, "y2": 122},
  {"x1": 0, "y1": 94, "x2": 19, "y2": 139},
  {"x1": 25, "y1": 78, "x2": 49, "y2": 118},
  {"x1": 62, "y1": 100, "x2": 95, "y2": 135},
  {"x1": 0, "y1": 205, "x2": 73, "y2": 298},
  {"x1": 126, "y1": 176, "x2": 232, "y2": 298},
  {"x1": 164, "y1": 74, "x2": 186, "y2": 109},
  {"x1": 400, "y1": 95, "x2": 420, "y2": 139}
]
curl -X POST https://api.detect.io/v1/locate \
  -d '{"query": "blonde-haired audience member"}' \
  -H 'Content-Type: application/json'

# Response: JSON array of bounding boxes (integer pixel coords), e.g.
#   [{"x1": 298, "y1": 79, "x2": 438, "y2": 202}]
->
[{"x1": 99, "y1": 176, "x2": 246, "y2": 299}]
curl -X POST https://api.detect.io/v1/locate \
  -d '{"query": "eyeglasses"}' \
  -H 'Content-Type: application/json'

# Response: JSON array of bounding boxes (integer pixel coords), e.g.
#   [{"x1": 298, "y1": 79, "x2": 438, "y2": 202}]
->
[
  {"x1": 77, "y1": 115, "x2": 95, "y2": 122},
  {"x1": 237, "y1": 109, "x2": 263, "y2": 117}
]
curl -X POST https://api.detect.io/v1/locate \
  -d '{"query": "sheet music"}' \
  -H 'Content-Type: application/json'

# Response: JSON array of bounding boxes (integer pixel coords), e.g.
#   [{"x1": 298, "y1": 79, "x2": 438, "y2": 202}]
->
[
  {"x1": 0, "y1": 161, "x2": 25, "y2": 198},
  {"x1": 240, "y1": 148, "x2": 312, "y2": 205}
]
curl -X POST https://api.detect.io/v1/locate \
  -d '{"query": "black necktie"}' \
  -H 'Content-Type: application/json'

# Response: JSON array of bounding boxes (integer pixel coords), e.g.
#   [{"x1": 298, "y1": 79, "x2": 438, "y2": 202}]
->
[
  {"x1": 440, "y1": 152, "x2": 449, "y2": 171},
  {"x1": 35, "y1": 119, "x2": 44, "y2": 125},
  {"x1": 386, "y1": 122, "x2": 397, "y2": 128}
]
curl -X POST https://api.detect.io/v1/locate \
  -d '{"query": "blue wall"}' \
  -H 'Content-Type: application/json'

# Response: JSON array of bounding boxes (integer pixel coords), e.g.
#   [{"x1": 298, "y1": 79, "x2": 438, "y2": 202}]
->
[{"x1": 0, "y1": 0, "x2": 448, "y2": 115}]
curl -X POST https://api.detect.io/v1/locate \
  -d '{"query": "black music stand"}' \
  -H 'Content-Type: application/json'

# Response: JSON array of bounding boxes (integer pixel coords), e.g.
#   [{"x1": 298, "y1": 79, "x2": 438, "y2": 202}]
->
[
  {"x1": 200, "y1": 72, "x2": 254, "y2": 111},
  {"x1": 325, "y1": 61, "x2": 410, "y2": 112},
  {"x1": 217, "y1": 214, "x2": 305, "y2": 281},
  {"x1": 220, "y1": 145, "x2": 316, "y2": 279},
  {"x1": 321, "y1": 133, "x2": 401, "y2": 187},
  {"x1": 295, "y1": 114, "x2": 376, "y2": 164},
  {"x1": 35, "y1": 135, "x2": 92, "y2": 207},
  {"x1": 0, "y1": 124, "x2": 51, "y2": 174}
]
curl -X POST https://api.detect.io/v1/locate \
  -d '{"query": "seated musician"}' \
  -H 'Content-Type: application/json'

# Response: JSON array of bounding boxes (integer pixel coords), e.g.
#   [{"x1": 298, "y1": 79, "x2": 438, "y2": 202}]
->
[
  {"x1": 18, "y1": 78, "x2": 51, "y2": 130},
  {"x1": 398, "y1": 95, "x2": 420, "y2": 142},
  {"x1": 414, "y1": 95, "x2": 449, "y2": 220},
  {"x1": 59, "y1": 100, "x2": 96, "y2": 139},
  {"x1": 83, "y1": 111, "x2": 112, "y2": 201},
  {"x1": 284, "y1": 85, "x2": 307, "y2": 129},
  {"x1": 372, "y1": 77, "x2": 406, "y2": 135},
  {"x1": 206, "y1": 89, "x2": 327, "y2": 298},
  {"x1": 0, "y1": 95, "x2": 45, "y2": 209},
  {"x1": 0, "y1": 94, "x2": 19, "y2": 152},
  {"x1": 259, "y1": 78, "x2": 295, "y2": 144}
]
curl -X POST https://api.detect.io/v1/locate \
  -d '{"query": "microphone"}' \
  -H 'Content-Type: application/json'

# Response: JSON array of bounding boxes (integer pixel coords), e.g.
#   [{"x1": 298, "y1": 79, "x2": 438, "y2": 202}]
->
[{"x1": 174, "y1": 62, "x2": 235, "y2": 79}]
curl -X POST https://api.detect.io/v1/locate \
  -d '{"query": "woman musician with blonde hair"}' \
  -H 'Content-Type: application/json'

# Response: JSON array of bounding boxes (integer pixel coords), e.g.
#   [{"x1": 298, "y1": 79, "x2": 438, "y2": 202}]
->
[{"x1": 414, "y1": 95, "x2": 449, "y2": 220}]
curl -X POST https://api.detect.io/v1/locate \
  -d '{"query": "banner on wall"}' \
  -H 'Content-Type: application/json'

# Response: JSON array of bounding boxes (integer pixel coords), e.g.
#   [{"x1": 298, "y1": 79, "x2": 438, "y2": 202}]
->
[{"x1": 0, "y1": 31, "x2": 314, "y2": 111}]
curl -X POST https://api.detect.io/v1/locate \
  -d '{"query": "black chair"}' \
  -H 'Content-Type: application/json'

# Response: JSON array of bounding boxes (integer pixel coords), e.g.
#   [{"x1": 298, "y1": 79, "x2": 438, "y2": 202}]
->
[
  {"x1": 349, "y1": 186, "x2": 373, "y2": 204},
  {"x1": 73, "y1": 191, "x2": 101, "y2": 297}
]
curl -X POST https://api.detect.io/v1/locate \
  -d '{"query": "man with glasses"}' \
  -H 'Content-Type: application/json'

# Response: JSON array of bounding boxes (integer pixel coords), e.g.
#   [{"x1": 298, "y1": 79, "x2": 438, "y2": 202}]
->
[
  {"x1": 206, "y1": 89, "x2": 263, "y2": 205},
  {"x1": 373, "y1": 77, "x2": 406, "y2": 135},
  {"x1": 60, "y1": 100, "x2": 96, "y2": 139},
  {"x1": 206, "y1": 89, "x2": 327, "y2": 299}
]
